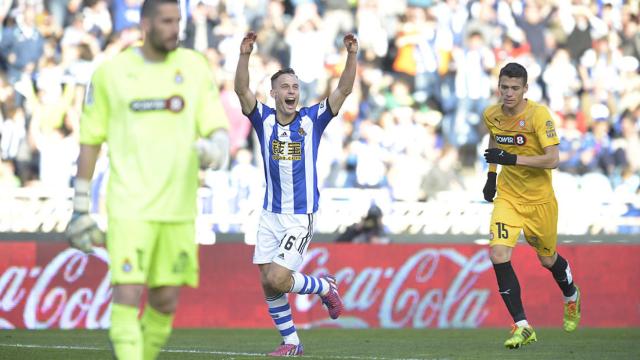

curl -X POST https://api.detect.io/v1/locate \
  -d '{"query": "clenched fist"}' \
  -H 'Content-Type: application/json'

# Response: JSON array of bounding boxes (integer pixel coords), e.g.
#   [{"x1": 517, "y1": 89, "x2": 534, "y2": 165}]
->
[
  {"x1": 240, "y1": 32, "x2": 257, "y2": 55},
  {"x1": 343, "y1": 33, "x2": 358, "y2": 54}
]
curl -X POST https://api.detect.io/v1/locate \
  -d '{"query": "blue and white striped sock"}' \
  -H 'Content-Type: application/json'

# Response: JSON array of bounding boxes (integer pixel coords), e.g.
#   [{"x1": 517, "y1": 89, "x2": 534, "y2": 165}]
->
[
  {"x1": 290, "y1": 272, "x2": 330, "y2": 296},
  {"x1": 266, "y1": 293, "x2": 299, "y2": 345}
]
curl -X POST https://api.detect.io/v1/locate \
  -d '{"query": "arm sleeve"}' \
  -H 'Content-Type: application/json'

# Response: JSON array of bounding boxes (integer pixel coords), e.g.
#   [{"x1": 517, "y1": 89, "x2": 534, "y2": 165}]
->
[
  {"x1": 310, "y1": 98, "x2": 335, "y2": 132},
  {"x1": 246, "y1": 101, "x2": 264, "y2": 128},
  {"x1": 536, "y1": 106, "x2": 560, "y2": 148},
  {"x1": 482, "y1": 109, "x2": 492, "y2": 133},
  {"x1": 196, "y1": 56, "x2": 230, "y2": 137},
  {"x1": 79, "y1": 66, "x2": 109, "y2": 145}
]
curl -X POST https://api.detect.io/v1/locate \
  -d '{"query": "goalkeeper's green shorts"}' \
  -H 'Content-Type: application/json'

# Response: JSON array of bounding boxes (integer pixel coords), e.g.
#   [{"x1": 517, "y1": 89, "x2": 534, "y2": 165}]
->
[{"x1": 107, "y1": 218, "x2": 199, "y2": 288}]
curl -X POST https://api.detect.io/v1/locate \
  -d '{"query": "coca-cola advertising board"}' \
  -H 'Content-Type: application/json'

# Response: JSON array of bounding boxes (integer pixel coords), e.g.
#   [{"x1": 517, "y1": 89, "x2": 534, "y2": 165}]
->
[{"x1": 1, "y1": 242, "x2": 638, "y2": 329}]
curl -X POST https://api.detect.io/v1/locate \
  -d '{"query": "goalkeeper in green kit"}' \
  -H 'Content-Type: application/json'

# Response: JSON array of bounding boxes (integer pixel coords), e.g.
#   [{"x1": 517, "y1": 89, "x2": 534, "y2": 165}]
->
[{"x1": 64, "y1": 0, "x2": 229, "y2": 359}]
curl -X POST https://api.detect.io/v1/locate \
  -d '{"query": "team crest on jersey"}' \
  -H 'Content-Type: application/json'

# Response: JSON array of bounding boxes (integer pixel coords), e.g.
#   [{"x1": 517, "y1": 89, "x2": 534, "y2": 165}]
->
[
  {"x1": 175, "y1": 70, "x2": 183, "y2": 84},
  {"x1": 495, "y1": 134, "x2": 527, "y2": 146},
  {"x1": 519, "y1": 119, "x2": 525, "y2": 127},
  {"x1": 122, "y1": 259, "x2": 132, "y2": 273},
  {"x1": 130, "y1": 95, "x2": 185, "y2": 113},
  {"x1": 298, "y1": 127, "x2": 306, "y2": 136}
]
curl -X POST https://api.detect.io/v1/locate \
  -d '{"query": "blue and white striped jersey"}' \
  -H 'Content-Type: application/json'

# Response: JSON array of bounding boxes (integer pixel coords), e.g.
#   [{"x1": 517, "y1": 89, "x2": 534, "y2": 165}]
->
[{"x1": 246, "y1": 98, "x2": 335, "y2": 214}]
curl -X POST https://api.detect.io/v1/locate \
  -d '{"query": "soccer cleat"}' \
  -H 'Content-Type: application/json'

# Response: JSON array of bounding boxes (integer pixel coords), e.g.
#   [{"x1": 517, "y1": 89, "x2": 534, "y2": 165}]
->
[
  {"x1": 563, "y1": 285, "x2": 582, "y2": 332},
  {"x1": 268, "y1": 343, "x2": 304, "y2": 356},
  {"x1": 319, "y1": 275, "x2": 343, "y2": 319},
  {"x1": 504, "y1": 324, "x2": 537, "y2": 349}
]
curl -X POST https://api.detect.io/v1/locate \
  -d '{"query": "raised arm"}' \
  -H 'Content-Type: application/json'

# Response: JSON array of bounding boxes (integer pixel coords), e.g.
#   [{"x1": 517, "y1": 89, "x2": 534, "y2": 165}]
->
[
  {"x1": 328, "y1": 33, "x2": 358, "y2": 115},
  {"x1": 234, "y1": 32, "x2": 258, "y2": 115}
]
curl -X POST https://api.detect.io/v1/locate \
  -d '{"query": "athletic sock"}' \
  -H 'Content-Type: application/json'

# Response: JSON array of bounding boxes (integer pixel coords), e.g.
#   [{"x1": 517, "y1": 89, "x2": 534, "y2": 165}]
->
[
  {"x1": 547, "y1": 254, "x2": 577, "y2": 300},
  {"x1": 140, "y1": 304, "x2": 174, "y2": 360},
  {"x1": 289, "y1": 272, "x2": 330, "y2": 296},
  {"x1": 109, "y1": 303, "x2": 142, "y2": 360},
  {"x1": 266, "y1": 293, "x2": 300, "y2": 345},
  {"x1": 493, "y1": 261, "x2": 527, "y2": 323}
]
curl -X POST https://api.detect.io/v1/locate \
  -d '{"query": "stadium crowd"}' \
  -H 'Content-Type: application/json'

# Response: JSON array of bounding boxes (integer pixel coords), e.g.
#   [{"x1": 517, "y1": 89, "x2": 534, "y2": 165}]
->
[{"x1": 0, "y1": 0, "x2": 638, "y2": 207}]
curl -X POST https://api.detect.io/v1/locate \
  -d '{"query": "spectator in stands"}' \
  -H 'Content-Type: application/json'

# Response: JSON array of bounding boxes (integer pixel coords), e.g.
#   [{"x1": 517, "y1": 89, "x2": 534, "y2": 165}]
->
[
  {"x1": 558, "y1": 3, "x2": 608, "y2": 64},
  {"x1": 451, "y1": 30, "x2": 494, "y2": 153},
  {"x1": 252, "y1": 0, "x2": 291, "y2": 67},
  {"x1": 579, "y1": 104, "x2": 616, "y2": 176},
  {"x1": 285, "y1": 2, "x2": 326, "y2": 105},
  {"x1": 335, "y1": 203, "x2": 389, "y2": 244},
  {"x1": 0, "y1": 0, "x2": 637, "y2": 229},
  {"x1": 558, "y1": 113, "x2": 583, "y2": 174},
  {"x1": 182, "y1": 0, "x2": 218, "y2": 53},
  {"x1": 0, "y1": 6, "x2": 44, "y2": 88},
  {"x1": 612, "y1": 109, "x2": 640, "y2": 176},
  {"x1": 110, "y1": 0, "x2": 142, "y2": 34},
  {"x1": 542, "y1": 48, "x2": 581, "y2": 113},
  {"x1": 509, "y1": 1, "x2": 557, "y2": 68}
]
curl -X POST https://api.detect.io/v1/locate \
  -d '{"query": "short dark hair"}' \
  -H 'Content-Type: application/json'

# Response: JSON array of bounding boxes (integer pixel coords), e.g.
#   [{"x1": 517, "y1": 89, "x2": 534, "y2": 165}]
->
[
  {"x1": 141, "y1": 0, "x2": 178, "y2": 18},
  {"x1": 270, "y1": 68, "x2": 296, "y2": 88},
  {"x1": 499, "y1": 62, "x2": 528, "y2": 85}
]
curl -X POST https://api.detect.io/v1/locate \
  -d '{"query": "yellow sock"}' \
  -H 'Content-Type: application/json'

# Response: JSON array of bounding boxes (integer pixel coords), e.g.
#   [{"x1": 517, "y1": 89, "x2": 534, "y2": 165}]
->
[
  {"x1": 140, "y1": 304, "x2": 174, "y2": 360},
  {"x1": 109, "y1": 303, "x2": 142, "y2": 360}
]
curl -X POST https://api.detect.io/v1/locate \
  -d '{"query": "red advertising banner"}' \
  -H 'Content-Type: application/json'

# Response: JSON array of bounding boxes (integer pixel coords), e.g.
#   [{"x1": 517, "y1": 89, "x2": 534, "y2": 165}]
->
[{"x1": 0, "y1": 242, "x2": 638, "y2": 329}]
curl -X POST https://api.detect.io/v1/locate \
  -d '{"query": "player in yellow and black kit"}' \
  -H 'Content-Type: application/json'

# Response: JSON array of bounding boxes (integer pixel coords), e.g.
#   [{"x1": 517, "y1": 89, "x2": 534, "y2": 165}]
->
[{"x1": 482, "y1": 63, "x2": 581, "y2": 349}]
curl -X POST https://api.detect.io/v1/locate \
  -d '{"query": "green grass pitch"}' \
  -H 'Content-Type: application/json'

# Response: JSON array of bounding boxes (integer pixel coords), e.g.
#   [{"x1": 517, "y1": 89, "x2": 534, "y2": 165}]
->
[{"x1": 0, "y1": 328, "x2": 638, "y2": 359}]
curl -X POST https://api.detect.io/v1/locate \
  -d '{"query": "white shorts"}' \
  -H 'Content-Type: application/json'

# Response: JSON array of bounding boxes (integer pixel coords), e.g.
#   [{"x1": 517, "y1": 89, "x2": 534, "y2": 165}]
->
[{"x1": 253, "y1": 209, "x2": 314, "y2": 271}]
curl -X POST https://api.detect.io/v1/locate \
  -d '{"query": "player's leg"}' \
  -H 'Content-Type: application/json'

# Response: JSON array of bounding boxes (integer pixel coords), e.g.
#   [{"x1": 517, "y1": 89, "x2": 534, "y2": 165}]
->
[
  {"x1": 142, "y1": 286, "x2": 181, "y2": 360},
  {"x1": 259, "y1": 263, "x2": 304, "y2": 356},
  {"x1": 525, "y1": 199, "x2": 580, "y2": 332},
  {"x1": 254, "y1": 211, "x2": 303, "y2": 356},
  {"x1": 107, "y1": 219, "x2": 157, "y2": 360},
  {"x1": 143, "y1": 221, "x2": 198, "y2": 360},
  {"x1": 489, "y1": 199, "x2": 536, "y2": 348},
  {"x1": 274, "y1": 213, "x2": 342, "y2": 319}
]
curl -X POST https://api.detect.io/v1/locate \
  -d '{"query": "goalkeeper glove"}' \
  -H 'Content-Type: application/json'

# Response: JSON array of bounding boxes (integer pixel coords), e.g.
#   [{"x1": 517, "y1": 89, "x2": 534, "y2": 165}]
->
[
  {"x1": 196, "y1": 129, "x2": 230, "y2": 170},
  {"x1": 483, "y1": 172, "x2": 497, "y2": 202},
  {"x1": 484, "y1": 148, "x2": 517, "y2": 166},
  {"x1": 65, "y1": 178, "x2": 104, "y2": 253}
]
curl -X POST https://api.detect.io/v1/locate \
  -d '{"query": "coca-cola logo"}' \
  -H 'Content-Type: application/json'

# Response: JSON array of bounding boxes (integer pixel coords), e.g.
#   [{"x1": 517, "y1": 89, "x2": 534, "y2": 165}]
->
[
  {"x1": 293, "y1": 247, "x2": 493, "y2": 328},
  {"x1": 0, "y1": 248, "x2": 111, "y2": 329}
]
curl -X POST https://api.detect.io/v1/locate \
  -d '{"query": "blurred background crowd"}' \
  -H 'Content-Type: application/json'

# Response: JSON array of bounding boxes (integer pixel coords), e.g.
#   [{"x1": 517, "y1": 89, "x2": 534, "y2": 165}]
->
[{"x1": 0, "y1": 0, "x2": 639, "y2": 209}]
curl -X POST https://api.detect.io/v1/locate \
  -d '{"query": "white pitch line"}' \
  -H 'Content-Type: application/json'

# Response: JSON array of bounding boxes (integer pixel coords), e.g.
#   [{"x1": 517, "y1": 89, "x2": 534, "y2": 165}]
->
[{"x1": 0, "y1": 343, "x2": 443, "y2": 360}]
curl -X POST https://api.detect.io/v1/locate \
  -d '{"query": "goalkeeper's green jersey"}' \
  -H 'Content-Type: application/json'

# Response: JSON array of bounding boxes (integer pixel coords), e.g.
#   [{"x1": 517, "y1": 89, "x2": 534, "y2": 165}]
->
[{"x1": 80, "y1": 47, "x2": 228, "y2": 221}]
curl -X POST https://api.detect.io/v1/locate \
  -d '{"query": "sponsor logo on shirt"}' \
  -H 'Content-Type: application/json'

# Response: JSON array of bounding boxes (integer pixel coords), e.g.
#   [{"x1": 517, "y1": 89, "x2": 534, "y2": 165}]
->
[
  {"x1": 271, "y1": 139, "x2": 302, "y2": 161},
  {"x1": 495, "y1": 134, "x2": 527, "y2": 146},
  {"x1": 545, "y1": 120, "x2": 556, "y2": 138},
  {"x1": 129, "y1": 95, "x2": 185, "y2": 113}
]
